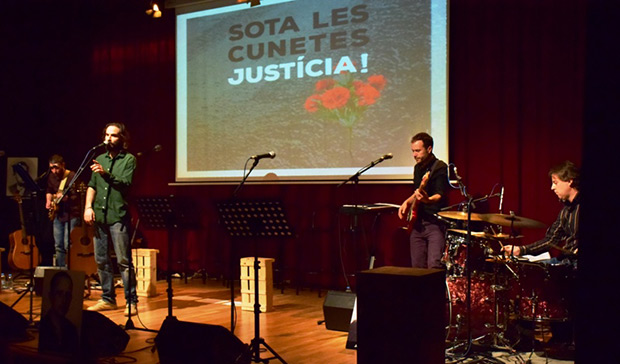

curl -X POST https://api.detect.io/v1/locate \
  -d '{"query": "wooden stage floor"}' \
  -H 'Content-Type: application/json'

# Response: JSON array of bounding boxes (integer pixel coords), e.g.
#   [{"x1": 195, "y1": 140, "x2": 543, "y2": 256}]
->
[{"x1": 1, "y1": 276, "x2": 574, "y2": 363}]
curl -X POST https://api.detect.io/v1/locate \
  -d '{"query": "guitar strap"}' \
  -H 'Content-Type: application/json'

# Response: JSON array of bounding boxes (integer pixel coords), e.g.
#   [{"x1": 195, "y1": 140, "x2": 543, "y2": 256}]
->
[
  {"x1": 420, "y1": 159, "x2": 439, "y2": 187},
  {"x1": 58, "y1": 169, "x2": 70, "y2": 193}
]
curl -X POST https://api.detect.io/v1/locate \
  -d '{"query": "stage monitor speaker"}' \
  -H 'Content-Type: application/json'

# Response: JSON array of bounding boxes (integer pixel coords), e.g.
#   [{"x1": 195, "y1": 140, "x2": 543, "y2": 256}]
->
[
  {"x1": 81, "y1": 310, "x2": 130, "y2": 357},
  {"x1": 0, "y1": 301, "x2": 29, "y2": 342},
  {"x1": 322, "y1": 290, "x2": 356, "y2": 332},
  {"x1": 357, "y1": 266, "x2": 445, "y2": 364},
  {"x1": 155, "y1": 317, "x2": 250, "y2": 364}
]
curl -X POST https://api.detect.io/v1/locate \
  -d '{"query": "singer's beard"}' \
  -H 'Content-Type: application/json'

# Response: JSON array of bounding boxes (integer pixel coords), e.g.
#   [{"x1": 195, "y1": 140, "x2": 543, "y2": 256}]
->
[{"x1": 105, "y1": 142, "x2": 122, "y2": 153}]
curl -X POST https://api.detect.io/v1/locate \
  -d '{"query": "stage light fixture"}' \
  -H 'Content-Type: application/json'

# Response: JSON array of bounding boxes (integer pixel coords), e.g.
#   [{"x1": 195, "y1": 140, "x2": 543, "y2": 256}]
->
[{"x1": 146, "y1": 1, "x2": 162, "y2": 18}]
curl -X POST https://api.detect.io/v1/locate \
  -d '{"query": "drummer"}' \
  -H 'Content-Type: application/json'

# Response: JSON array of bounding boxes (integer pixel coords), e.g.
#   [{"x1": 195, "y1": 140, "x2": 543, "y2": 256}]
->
[{"x1": 502, "y1": 161, "x2": 580, "y2": 264}]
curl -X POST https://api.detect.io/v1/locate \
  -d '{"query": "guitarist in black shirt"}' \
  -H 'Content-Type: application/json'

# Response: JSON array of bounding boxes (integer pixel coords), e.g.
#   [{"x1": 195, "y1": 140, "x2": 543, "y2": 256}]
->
[{"x1": 398, "y1": 133, "x2": 449, "y2": 269}]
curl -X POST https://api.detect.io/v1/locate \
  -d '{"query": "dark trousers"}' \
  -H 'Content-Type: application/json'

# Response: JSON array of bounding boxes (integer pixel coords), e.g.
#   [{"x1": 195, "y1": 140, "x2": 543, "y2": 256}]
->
[{"x1": 410, "y1": 221, "x2": 446, "y2": 269}]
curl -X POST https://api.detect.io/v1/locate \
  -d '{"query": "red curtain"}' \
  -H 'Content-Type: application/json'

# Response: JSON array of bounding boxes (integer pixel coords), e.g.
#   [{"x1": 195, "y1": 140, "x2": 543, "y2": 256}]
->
[{"x1": 1, "y1": 0, "x2": 587, "y2": 289}]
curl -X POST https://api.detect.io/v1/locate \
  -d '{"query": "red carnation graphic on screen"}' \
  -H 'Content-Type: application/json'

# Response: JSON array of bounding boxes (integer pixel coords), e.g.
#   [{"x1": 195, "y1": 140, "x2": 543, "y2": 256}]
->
[{"x1": 304, "y1": 74, "x2": 387, "y2": 129}]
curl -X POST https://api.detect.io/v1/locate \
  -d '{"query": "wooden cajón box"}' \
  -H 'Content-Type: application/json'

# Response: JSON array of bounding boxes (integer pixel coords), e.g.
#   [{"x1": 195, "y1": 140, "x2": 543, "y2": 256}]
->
[
  {"x1": 240, "y1": 257, "x2": 274, "y2": 312},
  {"x1": 132, "y1": 248, "x2": 159, "y2": 297}
]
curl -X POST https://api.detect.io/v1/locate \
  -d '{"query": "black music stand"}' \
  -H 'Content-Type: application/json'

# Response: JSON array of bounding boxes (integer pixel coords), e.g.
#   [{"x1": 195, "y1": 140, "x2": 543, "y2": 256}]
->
[
  {"x1": 10, "y1": 163, "x2": 44, "y2": 324},
  {"x1": 217, "y1": 200, "x2": 292, "y2": 364},
  {"x1": 130, "y1": 196, "x2": 182, "y2": 332}
]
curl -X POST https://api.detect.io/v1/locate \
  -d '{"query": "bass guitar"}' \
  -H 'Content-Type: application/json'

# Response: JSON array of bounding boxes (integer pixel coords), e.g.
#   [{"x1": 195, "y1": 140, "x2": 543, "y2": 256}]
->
[
  {"x1": 8, "y1": 193, "x2": 39, "y2": 271},
  {"x1": 406, "y1": 171, "x2": 430, "y2": 231},
  {"x1": 69, "y1": 182, "x2": 97, "y2": 276}
]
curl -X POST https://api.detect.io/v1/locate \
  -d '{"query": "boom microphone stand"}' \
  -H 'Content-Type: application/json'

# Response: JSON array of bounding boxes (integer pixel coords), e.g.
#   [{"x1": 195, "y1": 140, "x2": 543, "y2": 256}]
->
[{"x1": 227, "y1": 154, "x2": 287, "y2": 363}]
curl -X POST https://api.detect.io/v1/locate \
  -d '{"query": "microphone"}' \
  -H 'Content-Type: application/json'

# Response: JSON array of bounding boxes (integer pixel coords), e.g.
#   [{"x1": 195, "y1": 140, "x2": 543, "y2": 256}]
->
[
  {"x1": 251, "y1": 151, "x2": 276, "y2": 160},
  {"x1": 372, "y1": 153, "x2": 393, "y2": 165},
  {"x1": 499, "y1": 186, "x2": 505, "y2": 213},
  {"x1": 137, "y1": 144, "x2": 163, "y2": 157},
  {"x1": 453, "y1": 165, "x2": 463, "y2": 181},
  {"x1": 91, "y1": 141, "x2": 108, "y2": 150}
]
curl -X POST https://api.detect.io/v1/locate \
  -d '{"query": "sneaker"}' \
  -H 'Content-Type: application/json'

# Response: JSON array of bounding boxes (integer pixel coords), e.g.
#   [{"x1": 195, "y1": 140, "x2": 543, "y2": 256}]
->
[
  {"x1": 124, "y1": 303, "x2": 137, "y2": 317},
  {"x1": 87, "y1": 300, "x2": 118, "y2": 311}
]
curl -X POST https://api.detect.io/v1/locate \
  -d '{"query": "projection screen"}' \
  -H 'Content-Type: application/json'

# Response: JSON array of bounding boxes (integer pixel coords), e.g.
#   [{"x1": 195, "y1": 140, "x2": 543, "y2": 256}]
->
[{"x1": 176, "y1": 0, "x2": 448, "y2": 183}]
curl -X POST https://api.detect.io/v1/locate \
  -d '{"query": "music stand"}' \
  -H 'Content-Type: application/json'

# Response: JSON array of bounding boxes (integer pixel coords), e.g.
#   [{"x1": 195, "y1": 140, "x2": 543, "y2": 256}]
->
[
  {"x1": 217, "y1": 200, "x2": 292, "y2": 364},
  {"x1": 129, "y1": 196, "x2": 181, "y2": 332},
  {"x1": 10, "y1": 162, "x2": 44, "y2": 324}
]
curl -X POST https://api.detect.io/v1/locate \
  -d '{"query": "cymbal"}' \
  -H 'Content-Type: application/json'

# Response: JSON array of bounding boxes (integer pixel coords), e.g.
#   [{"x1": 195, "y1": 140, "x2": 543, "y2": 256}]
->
[
  {"x1": 447, "y1": 228, "x2": 486, "y2": 238},
  {"x1": 483, "y1": 232, "x2": 523, "y2": 240},
  {"x1": 438, "y1": 211, "x2": 485, "y2": 221},
  {"x1": 479, "y1": 213, "x2": 545, "y2": 229}
]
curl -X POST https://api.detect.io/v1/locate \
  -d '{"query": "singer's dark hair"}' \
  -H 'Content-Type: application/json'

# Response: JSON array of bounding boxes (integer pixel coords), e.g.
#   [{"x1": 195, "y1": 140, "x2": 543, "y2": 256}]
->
[
  {"x1": 48, "y1": 154, "x2": 65, "y2": 165},
  {"x1": 103, "y1": 122, "x2": 130, "y2": 150},
  {"x1": 411, "y1": 132, "x2": 434, "y2": 149},
  {"x1": 549, "y1": 160, "x2": 580, "y2": 190}
]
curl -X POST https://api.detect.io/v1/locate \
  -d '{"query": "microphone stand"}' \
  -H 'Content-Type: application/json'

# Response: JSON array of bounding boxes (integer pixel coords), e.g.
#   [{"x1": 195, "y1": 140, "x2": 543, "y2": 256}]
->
[
  {"x1": 229, "y1": 157, "x2": 258, "y2": 333},
  {"x1": 231, "y1": 157, "x2": 286, "y2": 363},
  {"x1": 336, "y1": 156, "x2": 389, "y2": 290}
]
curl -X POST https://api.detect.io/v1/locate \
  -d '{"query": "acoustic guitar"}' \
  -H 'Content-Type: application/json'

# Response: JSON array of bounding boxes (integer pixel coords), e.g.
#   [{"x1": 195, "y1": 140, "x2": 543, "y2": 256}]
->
[
  {"x1": 69, "y1": 182, "x2": 97, "y2": 276},
  {"x1": 406, "y1": 171, "x2": 430, "y2": 231},
  {"x1": 8, "y1": 193, "x2": 39, "y2": 271}
]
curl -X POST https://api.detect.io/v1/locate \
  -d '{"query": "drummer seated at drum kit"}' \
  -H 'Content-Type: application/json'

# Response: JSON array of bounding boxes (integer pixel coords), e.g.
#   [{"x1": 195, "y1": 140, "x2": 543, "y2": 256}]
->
[
  {"x1": 501, "y1": 161, "x2": 580, "y2": 354},
  {"x1": 501, "y1": 160, "x2": 580, "y2": 267}
]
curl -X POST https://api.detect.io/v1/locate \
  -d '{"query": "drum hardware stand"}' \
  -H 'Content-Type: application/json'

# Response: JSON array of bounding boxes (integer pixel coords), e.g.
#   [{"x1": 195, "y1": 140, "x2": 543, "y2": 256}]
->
[{"x1": 444, "y1": 165, "x2": 504, "y2": 359}]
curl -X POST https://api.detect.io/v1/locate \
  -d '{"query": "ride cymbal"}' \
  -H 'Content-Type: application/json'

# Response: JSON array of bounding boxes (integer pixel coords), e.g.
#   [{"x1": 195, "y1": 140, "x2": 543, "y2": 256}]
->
[
  {"x1": 479, "y1": 213, "x2": 545, "y2": 228},
  {"x1": 437, "y1": 211, "x2": 485, "y2": 221}
]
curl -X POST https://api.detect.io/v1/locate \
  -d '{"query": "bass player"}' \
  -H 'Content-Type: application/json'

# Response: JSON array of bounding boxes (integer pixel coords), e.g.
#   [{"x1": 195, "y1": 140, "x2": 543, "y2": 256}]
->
[{"x1": 398, "y1": 132, "x2": 449, "y2": 269}]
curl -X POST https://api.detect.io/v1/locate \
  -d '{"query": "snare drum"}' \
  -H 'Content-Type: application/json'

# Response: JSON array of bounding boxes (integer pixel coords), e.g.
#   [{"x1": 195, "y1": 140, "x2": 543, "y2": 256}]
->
[{"x1": 512, "y1": 262, "x2": 575, "y2": 322}]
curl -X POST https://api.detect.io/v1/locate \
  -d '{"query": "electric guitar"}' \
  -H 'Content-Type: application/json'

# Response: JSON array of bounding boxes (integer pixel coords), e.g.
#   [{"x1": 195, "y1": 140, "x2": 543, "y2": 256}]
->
[
  {"x1": 69, "y1": 182, "x2": 97, "y2": 276},
  {"x1": 406, "y1": 171, "x2": 430, "y2": 231},
  {"x1": 48, "y1": 169, "x2": 71, "y2": 221},
  {"x1": 8, "y1": 193, "x2": 39, "y2": 271},
  {"x1": 48, "y1": 194, "x2": 61, "y2": 221}
]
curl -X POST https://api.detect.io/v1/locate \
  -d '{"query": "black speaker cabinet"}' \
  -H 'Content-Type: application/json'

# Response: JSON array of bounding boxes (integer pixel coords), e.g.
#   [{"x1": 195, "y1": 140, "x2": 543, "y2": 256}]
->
[
  {"x1": 0, "y1": 301, "x2": 29, "y2": 342},
  {"x1": 81, "y1": 310, "x2": 130, "y2": 357},
  {"x1": 322, "y1": 290, "x2": 356, "y2": 332},
  {"x1": 155, "y1": 317, "x2": 250, "y2": 364},
  {"x1": 357, "y1": 266, "x2": 445, "y2": 364}
]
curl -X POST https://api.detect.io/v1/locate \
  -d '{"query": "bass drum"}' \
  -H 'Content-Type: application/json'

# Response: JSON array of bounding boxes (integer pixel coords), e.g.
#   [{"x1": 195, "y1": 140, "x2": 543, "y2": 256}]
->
[{"x1": 445, "y1": 273, "x2": 511, "y2": 341}]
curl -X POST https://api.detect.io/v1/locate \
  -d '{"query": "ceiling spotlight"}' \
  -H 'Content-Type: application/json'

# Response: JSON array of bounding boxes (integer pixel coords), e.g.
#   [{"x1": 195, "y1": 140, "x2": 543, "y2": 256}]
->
[{"x1": 146, "y1": 1, "x2": 162, "y2": 18}]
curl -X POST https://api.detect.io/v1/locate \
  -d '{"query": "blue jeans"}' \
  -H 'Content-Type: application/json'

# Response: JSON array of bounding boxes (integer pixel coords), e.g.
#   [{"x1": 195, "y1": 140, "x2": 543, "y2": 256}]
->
[
  {"x1": 53, "y1": 217, "x2": 78, "y2": 268},
  {"x1": 93, "y1": 221, "x2": 137, "y2": 305}
]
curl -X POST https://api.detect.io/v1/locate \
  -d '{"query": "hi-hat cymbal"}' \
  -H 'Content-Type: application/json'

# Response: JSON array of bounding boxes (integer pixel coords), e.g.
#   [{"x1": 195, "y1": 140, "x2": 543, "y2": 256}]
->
[
  {"x1": 437, "y1": 211, "x2": 485, "y2": 221},
  {"x1": 479, "y1": 213, "x2": 545, "y2": 229}
]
